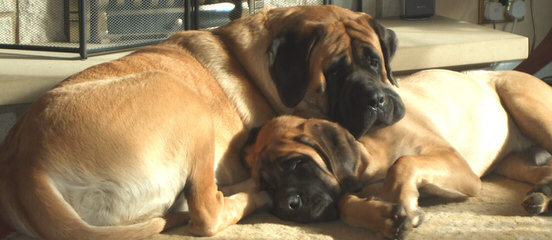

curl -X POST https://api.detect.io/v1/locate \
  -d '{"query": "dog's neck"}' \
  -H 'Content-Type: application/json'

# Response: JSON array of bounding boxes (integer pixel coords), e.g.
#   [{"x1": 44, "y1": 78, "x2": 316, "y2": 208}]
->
[{"x1": 212, "y1": 10, "x2": 294, "y2": 117}]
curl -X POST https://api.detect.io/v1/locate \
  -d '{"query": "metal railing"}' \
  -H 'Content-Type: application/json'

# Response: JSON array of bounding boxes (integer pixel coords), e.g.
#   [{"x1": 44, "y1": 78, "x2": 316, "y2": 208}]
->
[{"x1": 0, "y1": 0, "x2": 330, "y2": 59}]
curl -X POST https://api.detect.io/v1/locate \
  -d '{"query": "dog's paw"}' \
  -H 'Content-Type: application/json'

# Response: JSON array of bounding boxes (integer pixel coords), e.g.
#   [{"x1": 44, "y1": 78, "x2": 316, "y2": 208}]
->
[
  {"x1": 523, "y1": 180, "x2": 552, "y2": 215},
  {"x1": 409, "y1": 208, "x2": 425, "y2": 228},
  {"x1": 522, "y1": 192, "x2": 550, "y2": 215},
  {"x1": 387, "y1": 205, "x2": 412, "y2": 240},
  {"x1": 340, "y1": 195, "x2": 413, "y2": 239}
]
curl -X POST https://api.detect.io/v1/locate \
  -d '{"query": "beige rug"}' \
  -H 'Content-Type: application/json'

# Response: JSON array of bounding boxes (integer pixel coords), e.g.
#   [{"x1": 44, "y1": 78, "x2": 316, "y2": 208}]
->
[{"x1": 5, "y1": 174, "x2": 552, "y2": 240}]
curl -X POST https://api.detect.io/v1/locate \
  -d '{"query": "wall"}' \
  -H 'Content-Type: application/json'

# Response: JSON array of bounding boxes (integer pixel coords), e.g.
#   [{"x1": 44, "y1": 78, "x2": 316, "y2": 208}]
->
[
  {"x1": 0, "y1": 0, "x2": 67, "y2": 44},
  {"x1": 436, "y1": 0, "x2": 552, "y2": 53},
  {"x1": 343, "y1": 0, "x2": 552, "y2": 51},
  {"x1": 333, "y1": 0, "x2": 552, "y2": 78},
  {"x1": 335, "y1": 0, "x2": 551, "y2": 54},
  {"x1": 0, "y1": 0, "x2": 16, "y2": 44},
  {"x1": 18, "y1": 0, "x2": 66, "y2": 44},
  {"x1": 435, "y1": 0, "x2": 552, "y2": 79}
]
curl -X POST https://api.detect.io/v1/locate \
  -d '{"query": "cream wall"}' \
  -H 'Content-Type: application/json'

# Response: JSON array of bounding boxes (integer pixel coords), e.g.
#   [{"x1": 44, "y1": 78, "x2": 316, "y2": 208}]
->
[
  {"x1": 436, "y1": 0, "x2": 552, "y2": 78},
  {"x1": 436, "y1": 0, "x2": 552, "y2": 51},
  {"x1": 332, "y1": 0, "x2": 551, "y2": 76},
  {"x1": 334, "y1": 0, "x2": 551, "y2": 52}
]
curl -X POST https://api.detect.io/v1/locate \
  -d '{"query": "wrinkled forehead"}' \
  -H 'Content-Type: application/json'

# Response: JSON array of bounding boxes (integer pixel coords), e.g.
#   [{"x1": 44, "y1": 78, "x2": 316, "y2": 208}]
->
[
  {"x1": 267, "y1": 5, "x2": 355, "y2": 26},
  {"x1": 260, "y1": 140, "x2": 333, "y2": 175},
  {"x1": 311, "y1": 18, "x2": 383, "y2": 69},
  {"x1": 267, "y1": 6, "x2": 382, "y2": 65},
  {"x1": 256, "y1": 116, "x2": 305, "y2": 145},
  {"x1": 254, "y1": 118, "x2": 332, "y2": 173}
]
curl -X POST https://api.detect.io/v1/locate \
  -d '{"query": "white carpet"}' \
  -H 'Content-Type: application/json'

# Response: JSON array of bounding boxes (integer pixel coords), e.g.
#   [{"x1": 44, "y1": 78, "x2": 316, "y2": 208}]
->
[{"x1": 5, "y1": 174, "x2": 552, "y2": 240}]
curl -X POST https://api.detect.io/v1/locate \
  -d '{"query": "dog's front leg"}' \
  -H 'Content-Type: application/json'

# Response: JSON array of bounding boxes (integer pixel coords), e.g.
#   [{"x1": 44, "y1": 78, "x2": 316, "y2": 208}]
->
[
  {"x1": 220, "y1": 178, "x2": 258, "y2": 196},
  {"x1": 381, "y1": 149, "x2": 481, "y2": 227},
  {"x1": 339, "y1": 194, "x2": 412, "y2": 239}
]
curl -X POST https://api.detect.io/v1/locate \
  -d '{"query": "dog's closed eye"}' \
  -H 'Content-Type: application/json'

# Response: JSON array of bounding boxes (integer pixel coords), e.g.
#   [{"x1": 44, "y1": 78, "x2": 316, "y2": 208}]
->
[
  {"x1": 280, "y1": 156, "x2": 307, "y2": 172},
  {"x1": 259, "y1": 170, "x2": 275, "y2": 191},
  {"x1": 293, "y1": 134, "x2": 334, "y2": 174}
]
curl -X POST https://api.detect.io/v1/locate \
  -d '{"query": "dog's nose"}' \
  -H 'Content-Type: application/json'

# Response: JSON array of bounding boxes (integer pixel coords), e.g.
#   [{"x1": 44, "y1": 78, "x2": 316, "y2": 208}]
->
[
  {"x1": 287, "y1": 194, "x2": 302, "y2": 211},
  {"x1": 348, "y1": 72, "x2": 386, "y2": 110},
  {"x1": 369, "y1": 91, "x2": 385, "y2": 109}
]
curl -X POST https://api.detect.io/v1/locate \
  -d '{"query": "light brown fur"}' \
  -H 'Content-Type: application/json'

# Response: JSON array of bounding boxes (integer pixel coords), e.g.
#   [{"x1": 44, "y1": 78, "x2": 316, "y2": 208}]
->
[
  {"x1": 0, "y1": 5, "x2": 395, "y2": 240},
  {"x1": 247, "y1": 69, "x2": 552, "y2": 239}
]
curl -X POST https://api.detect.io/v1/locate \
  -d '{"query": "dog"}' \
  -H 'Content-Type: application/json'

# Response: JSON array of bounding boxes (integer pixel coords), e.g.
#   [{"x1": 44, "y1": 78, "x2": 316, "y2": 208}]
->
[
  {"x1": 0, "y1": 5, "x2": 403, "y2": 240},
  {"x1": 243, "y1": 69, "x2": 552, "y2": 239}
]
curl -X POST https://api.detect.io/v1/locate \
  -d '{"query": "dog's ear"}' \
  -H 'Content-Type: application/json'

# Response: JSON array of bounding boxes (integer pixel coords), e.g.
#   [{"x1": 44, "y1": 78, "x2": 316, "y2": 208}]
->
[
  {"x1": 369, "y1": 19, "x2": 398, "y2": 86},
  {"x1": 241, "y1": 126, "x2": 262, "y2": 175},
  {"x1": 295, "y1": 120, "x2": 362, "y2": 193},
  {"x1": 268, "y1": 28, "x2": 321, "y2": 107}
]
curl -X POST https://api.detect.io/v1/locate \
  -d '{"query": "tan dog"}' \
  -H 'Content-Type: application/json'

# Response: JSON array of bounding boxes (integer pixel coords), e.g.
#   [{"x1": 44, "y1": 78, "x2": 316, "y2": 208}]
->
[
  {"x1": 0, "y1": 5, "x2": 403, "y2": 240},
  {"x1": 244, "y1": 69, "x2": 552, "y2": 239}
]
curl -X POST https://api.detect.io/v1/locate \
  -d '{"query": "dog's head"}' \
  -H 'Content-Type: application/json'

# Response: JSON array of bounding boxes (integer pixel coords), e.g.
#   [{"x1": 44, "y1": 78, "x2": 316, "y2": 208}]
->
[
  {"x1": 243, "y1": 115, "x2": 362, "y2": 222},
  {"x1": 266, "y1": 5, "x2": 405, "y2": 138}
]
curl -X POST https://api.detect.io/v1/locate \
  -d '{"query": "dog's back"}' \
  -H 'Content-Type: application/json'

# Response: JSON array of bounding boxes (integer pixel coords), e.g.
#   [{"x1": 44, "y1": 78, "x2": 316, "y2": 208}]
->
[
  {"x1": 0, "y1": 71, "x2": 205, "y2": 239},
  {"x1": 0, "y1": 39, "x2": 232, "y2": 238}
]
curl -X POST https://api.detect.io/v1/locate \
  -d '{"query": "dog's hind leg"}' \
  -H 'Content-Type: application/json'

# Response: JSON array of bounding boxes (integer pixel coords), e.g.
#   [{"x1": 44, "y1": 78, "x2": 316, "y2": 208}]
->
[
  {"x1": 493, "y1": 71, "x2": 552, "y2": 215},
  {"x1": 495, "y1": 146, "x2": 552, "y2": 185},
  {"x1": 185, "y1": 169, "x2": 271, "y2": 236},
  {"x1": 493, "y1": 71, "x2": 552, "y2": 154},
  {"x1": 381, "y1": 149, "x2": 481, "y2": 227},
  {"x1": 184, "y1": 114, "x2": 271, "y2": 236},
  {"x1": 495, "y1": 147, "x2": 552, "y2": 215}
]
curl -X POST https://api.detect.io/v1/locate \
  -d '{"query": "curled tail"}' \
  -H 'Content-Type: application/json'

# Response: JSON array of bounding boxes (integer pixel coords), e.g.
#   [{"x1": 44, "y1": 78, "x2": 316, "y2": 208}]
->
[{"x1": 13, "y1": 171, "x2": 166, "y2": 240}]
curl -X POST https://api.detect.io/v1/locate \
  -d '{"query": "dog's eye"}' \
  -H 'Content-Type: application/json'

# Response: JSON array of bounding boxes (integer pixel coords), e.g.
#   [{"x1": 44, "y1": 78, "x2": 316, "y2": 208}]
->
[
  {"x1": 369, "y1": 58, "x2": 379, "y2": 69},
  {"x1": 324, "y1": 56, "x2": 350, "y2": 81},
  {"x1": 325, "y1": 68, "x2": 341, "y2": 79},
  {"x1": 260, "y1": 178, "x2": 275, "y2": 193},
  {"x1": 280, "y1": 157, "x2": 305, "y2": 172},
  {"x1": 259, "y1": 171, "x2": 275, "y2": 191},
  {"x1": 362, "y1": 48, "x2": 380, "y2": 71}
]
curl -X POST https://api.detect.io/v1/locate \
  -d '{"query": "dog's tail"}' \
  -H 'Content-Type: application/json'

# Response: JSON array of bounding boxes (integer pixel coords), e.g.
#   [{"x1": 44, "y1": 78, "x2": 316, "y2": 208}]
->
[{"x1": 13, "y1": 171, "x2": 166, "y2": 240}]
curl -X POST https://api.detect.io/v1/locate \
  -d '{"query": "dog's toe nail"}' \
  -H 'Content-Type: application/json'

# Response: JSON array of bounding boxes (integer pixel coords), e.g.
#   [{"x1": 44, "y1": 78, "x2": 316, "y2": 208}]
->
[
  {"x1": 392, "y1": 205, "x2": 407, "y2": 219},
  {"x1": 411, "y1": 210, "x2": 424, "y2": 227},
  {"x1": 391, "y1": 207, "x2": 412, "y2": 240},
  {"x1": 522, "y1": 192, "x2": 548, "y2": 215}
]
